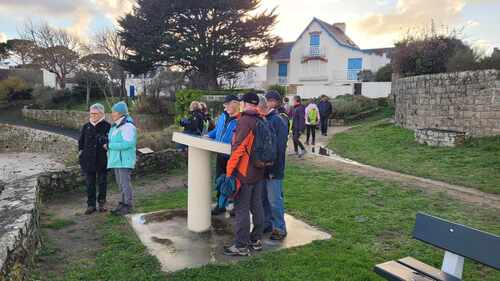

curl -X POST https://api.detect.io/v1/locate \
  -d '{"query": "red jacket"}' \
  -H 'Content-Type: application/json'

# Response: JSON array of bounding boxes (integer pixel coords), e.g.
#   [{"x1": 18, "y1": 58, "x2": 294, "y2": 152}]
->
[{"x1": 226, "y1": 110, "x2": 265, "y2": 184}]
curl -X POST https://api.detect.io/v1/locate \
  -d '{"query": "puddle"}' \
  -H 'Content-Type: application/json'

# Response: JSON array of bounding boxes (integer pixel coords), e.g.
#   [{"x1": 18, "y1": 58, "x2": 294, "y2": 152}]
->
[{"x1": 128, "y1": 209, "x2": 332, "y2": 273}]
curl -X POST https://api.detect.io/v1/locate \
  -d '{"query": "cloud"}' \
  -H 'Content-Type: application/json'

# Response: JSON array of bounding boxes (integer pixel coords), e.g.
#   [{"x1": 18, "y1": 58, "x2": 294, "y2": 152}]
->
[
  {"x1": 0, "y1": 32, "x2": 6, "y2": 43},
  {"x1": 95, "y1": 0, "x2": 134, "y2": 23},
  {"x1": 353, "y1": 0, "x2": 466, "y2": 36}
]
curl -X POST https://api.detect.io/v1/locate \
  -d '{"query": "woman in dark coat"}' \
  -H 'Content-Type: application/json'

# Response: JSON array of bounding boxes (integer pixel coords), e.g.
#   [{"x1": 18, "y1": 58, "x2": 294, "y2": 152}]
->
[{"x1": 79, "y1": 103, "x2": 111, "y2": 214}]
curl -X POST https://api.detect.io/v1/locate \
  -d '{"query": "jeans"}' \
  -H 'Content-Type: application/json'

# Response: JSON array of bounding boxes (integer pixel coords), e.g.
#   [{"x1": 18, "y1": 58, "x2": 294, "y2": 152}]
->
[
  {"x1": 85, "y1": 171, "x2": 107, "y2": 207},
  {"x1": 306, "y1": 124, "x2": 317, "y2": 145},
  {"x1": 292, "y1": 131, "x2": 305, "y2": 153},
  {"x1": 320, "y1": 116, "x2": 329, "y2": 135},
  {"x1": 234, "y1": 181, "x2": 264, "y2": 247},
  {"x1": 263, "y1": 179, "x2": 287, "y2": 234},
  {"x1": 114, "y1": 168, "x2": 133, "y2": 206}
]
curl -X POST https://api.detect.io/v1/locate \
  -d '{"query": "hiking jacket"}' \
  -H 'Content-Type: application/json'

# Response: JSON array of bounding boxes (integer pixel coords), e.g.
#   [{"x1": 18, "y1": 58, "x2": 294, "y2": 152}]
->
[
  {"x1": 79, "y1": 120, "x2": 111, "y2": 172},
  {"x1": 107, "y1": 116, "x2": 137, "y2": 169},
  {"x1": 318, "y1": 100, "x2": 333, "y2": 118},
  {"x1": 208, "y1": 111, "x2": 238, "y2": 144},
  {"x1": 292, "y1": 104, "x2": 306, "y2": 133},
  {"x1": 180, "y1": 110, "x2": 205, "y2": 136},
  {"x1": 266, "y1": 109, "x2": 289, "y2": 180},
  {"x1": 305, "y1": 103, "x2": 321, "y2": 125},
  {"x1": 226, "y1": 110, "x2": 265, "y2": 184}
]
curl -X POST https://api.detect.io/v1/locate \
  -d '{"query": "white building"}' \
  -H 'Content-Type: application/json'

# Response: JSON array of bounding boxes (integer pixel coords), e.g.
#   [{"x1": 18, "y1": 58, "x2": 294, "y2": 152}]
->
[{"x1": 266, "y1": 18, "x2": 392, "y2": 99}]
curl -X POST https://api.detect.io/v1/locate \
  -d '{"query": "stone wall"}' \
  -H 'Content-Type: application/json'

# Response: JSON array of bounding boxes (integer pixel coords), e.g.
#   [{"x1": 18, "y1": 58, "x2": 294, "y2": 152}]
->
[
  {"x1": 37, "y1": 149, "x2": 184, "y2": 201},
  {"x1": 0, "y1": 178, "x2": 40, "y2": 281},
  {"x1": 393, "y1": 70, "x2": 500, "y2": 137},
  {"x1": 0, "y1": 124, "x2": 78, "y2": 164},
  {"x1": 22, "y1": 109, "x2": 173, "y2": 133},
  {"x1": 415, "y1": 128, "x2": 466, "y2": 147}
]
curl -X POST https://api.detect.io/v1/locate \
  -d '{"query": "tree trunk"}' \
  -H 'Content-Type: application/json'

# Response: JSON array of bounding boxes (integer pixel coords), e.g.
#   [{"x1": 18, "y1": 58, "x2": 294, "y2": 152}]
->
[{"x1": 86, "y1": 79, "x2": 91, "y2": 107}]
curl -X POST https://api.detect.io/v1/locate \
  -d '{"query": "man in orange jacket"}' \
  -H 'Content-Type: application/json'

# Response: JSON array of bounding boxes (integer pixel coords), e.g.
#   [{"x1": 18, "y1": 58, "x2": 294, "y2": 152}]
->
[{"x1": 224, "y1": 92, "x2": 266, "y2": 256}]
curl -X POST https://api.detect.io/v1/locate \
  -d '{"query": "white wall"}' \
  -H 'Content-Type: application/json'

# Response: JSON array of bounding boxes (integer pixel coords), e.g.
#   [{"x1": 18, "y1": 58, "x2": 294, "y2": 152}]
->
[
  {"x1": 361, "y1": 82, "x2": 391, "y2": 98},
  {"x1": 42, "y1": 70, "x2": 57, "y2": 88},
  {"x1": 125, "y1": 78, "x2": 148, "y2": 97}
]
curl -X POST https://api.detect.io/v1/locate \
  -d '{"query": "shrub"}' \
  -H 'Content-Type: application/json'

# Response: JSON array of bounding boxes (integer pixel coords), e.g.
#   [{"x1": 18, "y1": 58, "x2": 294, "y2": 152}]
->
[
  {"x1": 267, "y1": 84, "x2": 287, "y2": 97},
  {"x1": 0, "y1": 77, "x2": 32, "y2": 102},
  {"x1": 332, "y1": 95, "x2": 378, "y2": 118},
  {"x1": 375, "y1": 64, "x2": 393, "y2": 82},
  {"x1": 175, "y1": 89, "x2": 204, "y2": 121},
  {"x1": 137, "y1": 126, "x2": 179, "y2": 151},
  {"x1": 133, "y1": 95, "x2": 175, "y2": 115},
  {"x1": 357, "y1": 70, "x2": 375, "y2": 82}
]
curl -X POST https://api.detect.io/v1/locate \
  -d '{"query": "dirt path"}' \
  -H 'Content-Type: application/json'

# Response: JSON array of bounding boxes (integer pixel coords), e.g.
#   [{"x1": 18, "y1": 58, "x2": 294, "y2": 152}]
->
[
  {"x1": 33, "y1": 173, "x2": 186, "y2": 280},
  {"x1": 290, "y1": 125, "x2": 500, "y2": 210}
]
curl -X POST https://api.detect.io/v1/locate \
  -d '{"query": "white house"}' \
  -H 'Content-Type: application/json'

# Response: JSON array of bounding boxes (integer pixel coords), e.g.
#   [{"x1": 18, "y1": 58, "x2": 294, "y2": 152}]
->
[{"x1": 266, "y1": 18, "x2": 392, "y2": 98}]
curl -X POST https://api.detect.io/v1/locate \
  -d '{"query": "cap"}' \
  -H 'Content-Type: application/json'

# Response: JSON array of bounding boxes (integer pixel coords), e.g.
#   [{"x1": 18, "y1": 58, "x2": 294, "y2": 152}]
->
[
  {"x1": 241, "y1": 92, "x2": 259, "y2": 105},
  {"x1": 265, "y1": 90, "x2": 282, "y2": 102},
  {"x1": 224, "y1": 94, "x2": 240, "y2": 103}
]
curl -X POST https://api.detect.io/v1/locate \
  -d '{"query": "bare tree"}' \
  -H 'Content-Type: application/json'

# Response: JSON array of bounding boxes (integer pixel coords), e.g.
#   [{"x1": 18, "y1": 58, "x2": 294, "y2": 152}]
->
[
  {"x1": 94, "y1": 29, "x2": 128, "y2": 98},
  {"x1": 20, "y1": 21, "x2": 83, "y2": 89},
  {"x1": 6, "y1": 39, "x2": 37, "y2": 65},
  {"x1": 79, "y1": 53, "x2": 118, "y2": 108}
]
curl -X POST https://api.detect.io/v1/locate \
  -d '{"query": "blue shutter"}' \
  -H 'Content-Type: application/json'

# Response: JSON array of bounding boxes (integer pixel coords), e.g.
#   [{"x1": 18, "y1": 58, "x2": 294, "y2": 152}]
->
[
  {"x1": 310, "y1": 34, "x2": 320, "y2": 46},
  {"x1": 278, "y1": 63, "x2": 288, "y2": 77},
  {"x1": 347, "y1": 58, "x2": 363, "y2": 80}
]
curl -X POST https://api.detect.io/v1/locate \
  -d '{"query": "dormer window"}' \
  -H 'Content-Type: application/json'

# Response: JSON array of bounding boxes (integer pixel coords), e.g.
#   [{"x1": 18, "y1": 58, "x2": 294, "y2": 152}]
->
[{"x1": 310, "y1": 33, "x2": 320, "y2": 56}]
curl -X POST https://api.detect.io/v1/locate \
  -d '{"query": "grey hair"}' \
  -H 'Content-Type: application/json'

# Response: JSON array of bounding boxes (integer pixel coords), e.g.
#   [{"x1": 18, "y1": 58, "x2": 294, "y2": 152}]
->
[{"x1": 90, "y1": 103, "x2": 105, "y2": 113}]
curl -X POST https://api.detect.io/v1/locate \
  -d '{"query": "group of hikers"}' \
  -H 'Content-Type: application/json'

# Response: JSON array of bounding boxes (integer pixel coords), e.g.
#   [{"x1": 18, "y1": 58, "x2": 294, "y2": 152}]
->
[
  {"x1": 179, "y1": 91, "x2": 333, "y2": 256},
  {"x1": 77, "y1": 92, "x2": 333, "y2": 257}
]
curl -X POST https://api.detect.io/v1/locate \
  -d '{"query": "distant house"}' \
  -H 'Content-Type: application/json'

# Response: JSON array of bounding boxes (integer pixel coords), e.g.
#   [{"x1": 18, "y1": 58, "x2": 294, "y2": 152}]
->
[
  {"x1": 0, "y1": 67, "x2": 57, "y2": 89},
  {"x1": 266, "y1": 18, "x2": 392, "y2": 98}
]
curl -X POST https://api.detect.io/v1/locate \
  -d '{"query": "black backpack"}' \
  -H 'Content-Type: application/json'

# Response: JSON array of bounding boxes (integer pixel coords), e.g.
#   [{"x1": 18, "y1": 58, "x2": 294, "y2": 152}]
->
[{"x1": 251, "y1": 117, "x2": 277, "y2": 168}]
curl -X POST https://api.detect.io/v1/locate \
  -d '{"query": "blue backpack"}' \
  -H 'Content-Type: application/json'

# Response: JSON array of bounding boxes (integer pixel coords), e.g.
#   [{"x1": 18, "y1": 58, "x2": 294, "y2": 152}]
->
[{"x1": 251, "y1": 117, "x2": 277, "y2": 168}]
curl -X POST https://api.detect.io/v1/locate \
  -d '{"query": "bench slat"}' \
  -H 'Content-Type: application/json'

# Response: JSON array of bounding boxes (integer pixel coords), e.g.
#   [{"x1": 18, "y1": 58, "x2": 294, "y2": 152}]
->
[
  {"x1": 413, "y1": 213, "x2": 500, "y2": 270},
  {"x1": 398, "y1": 257, "x2": 461, "y2": 281},
  {"x1": 374, "y1": 261, "x2": 437, "y2": 281}
]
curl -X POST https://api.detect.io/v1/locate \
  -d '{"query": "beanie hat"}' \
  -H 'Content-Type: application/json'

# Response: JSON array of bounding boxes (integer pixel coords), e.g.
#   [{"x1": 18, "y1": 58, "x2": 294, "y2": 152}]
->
[
  {"x1": 265, "y1": 90, "x2": 282, "y2": 102},
  {"x1": 241, "y1": 92, "x2": 259, "y2": 105},
  {"x1": 112, "y1": 101, "x2": 128, "y2": 115}
]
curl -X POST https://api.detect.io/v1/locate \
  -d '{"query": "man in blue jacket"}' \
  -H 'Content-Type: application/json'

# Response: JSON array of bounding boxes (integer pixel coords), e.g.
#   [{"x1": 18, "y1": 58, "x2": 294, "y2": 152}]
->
[
  {"x1": 208, "y1": 94, "x2": 240, "y2": 215},
  {"x1": 263, "y1": 91, "x2": 289, "y2": 240}
]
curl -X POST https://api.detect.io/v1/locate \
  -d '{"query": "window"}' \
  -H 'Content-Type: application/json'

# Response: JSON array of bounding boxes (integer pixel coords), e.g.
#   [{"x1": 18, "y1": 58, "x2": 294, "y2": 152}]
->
[
  {"x1": 347, "y1": 58, "x2": 363, "y2": 80},
  {"x1": 278, "y1": 63, "x2": 288, "y2": 77},
  {"x1": 310, "y1": 34, "x2": 320, "y2": 56}
]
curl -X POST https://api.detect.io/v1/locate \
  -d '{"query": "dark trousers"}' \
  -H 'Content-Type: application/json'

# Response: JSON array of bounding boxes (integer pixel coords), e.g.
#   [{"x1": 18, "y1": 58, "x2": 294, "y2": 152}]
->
[
  {"x1": 292, "y1": 131, "x2": 305, "y2": 153},
  {"x1": 85, "y1": 171, "x2": 107, "y2": 207},
  {"x1": 306, "y1": 124, "x2": 317, "y2": 145},
  {"x1": 234, "y1": 181, "x2": 265, "y2": 248},
  {"x1": 320, "y1": 116, "x2": 329, "y2": 135},
  {"x1": 215, "y1": 154, "x2": 229, "y2": 208}
]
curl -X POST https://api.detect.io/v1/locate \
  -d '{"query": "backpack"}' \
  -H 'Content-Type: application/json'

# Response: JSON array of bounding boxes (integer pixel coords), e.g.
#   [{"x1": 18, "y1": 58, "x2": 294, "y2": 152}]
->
[
  {"x1": 251, "y1": 117, "x2": 277, "y2": 168},
  {"x1": 308, "y1": 107, "x2": 319, "y2": 125}
]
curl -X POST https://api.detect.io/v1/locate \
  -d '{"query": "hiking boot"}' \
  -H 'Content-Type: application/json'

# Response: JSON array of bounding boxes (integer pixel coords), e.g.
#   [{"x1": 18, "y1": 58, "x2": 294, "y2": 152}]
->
[
  {"x1": 249, "y1": 240, "x2": 263, "y2": 251},
  {"x1": 229, "y1": 210, "x2": 236, "y2": 217},
  {"x1": 98, "y1": 203, "x2": 108, "y2": 213},
  {"x1": 111, "y1": 203, "x2": 131, "y2": 216},
  {"x1": 223, "y1": 245, "x2": 250, "y2": 256},
  {"x1": 270, "y1": 230, "x2": 287, "y2": 241},
  {"x1": 298, "y1": 150, "x2": 307, "y2": 158},
  {"x1": 84, "y1": 206, "x2": 96, "y2": 215},
  {"x1": 211, "y1": 206, "x2": 226, "y2": 216}
]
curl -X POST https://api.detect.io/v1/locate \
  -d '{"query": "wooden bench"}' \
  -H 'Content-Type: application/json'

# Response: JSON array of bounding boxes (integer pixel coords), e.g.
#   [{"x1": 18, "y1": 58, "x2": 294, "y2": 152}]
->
[{"x1": 374, "y1": 212, "x2": 500, "y2": 280}]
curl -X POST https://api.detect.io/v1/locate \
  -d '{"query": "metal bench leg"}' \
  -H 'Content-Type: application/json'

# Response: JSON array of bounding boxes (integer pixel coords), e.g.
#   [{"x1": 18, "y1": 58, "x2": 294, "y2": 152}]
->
[{"x1": 441, "y1": 251, "x2": 464, "y2": 279}]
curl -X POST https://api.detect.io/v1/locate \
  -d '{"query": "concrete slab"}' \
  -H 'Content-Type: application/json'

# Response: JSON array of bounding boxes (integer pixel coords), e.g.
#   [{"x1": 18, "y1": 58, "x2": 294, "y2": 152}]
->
[
  {"x1": 0, "y1": 153, "x2": 64, "y2": 184},
  {"x1": 128, "y1": 209, "x2": 331, "y2": 273}
]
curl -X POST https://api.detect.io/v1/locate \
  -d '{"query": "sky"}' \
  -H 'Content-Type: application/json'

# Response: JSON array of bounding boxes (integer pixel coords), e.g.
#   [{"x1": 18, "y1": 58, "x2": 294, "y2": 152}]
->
[{"x1": 0, "y1": 0, "x2": 499, "y2": 55}]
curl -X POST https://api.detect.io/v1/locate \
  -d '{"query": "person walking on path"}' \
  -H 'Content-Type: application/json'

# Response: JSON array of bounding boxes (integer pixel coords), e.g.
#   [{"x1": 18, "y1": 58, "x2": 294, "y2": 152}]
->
[
  {"x1": 263, "y1": 91, "x2": 289, "y2": 240},
  {"x1": 291, "y1": 95, "x2": 306, "y2": 157},
  {"x1": 106, "y1": 101, "x2": 137, "y2": 216},
  {"x1": 208, "y1": 94, "x2": 240, "y2": 215},
  {"x1": 305, "y1": 99, "x2": 320, "y2": 146},
  {"x1": 224, "y1": 92, "x2": 265, "y2": 256},
  {"x1": 79, "y1": 103, "x2": 111, "y2": 215},
  {"x1": 318, "y1": 95, "x2": 333, "y2": 136}
]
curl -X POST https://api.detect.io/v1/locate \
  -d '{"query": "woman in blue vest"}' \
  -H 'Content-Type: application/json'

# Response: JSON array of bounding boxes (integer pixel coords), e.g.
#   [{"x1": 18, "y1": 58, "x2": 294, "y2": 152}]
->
[{"x1": 106, "y1": 101, "x2": 137, "y2": 216}]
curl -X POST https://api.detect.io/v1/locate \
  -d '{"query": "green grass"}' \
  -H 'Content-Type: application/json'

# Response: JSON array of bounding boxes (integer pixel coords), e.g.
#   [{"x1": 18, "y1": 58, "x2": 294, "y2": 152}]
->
[
  {"x1": 329, "y1": 120, "x2": 500, "y2": 194},
  {"x1": 41, "y1": 217, "x2": 76, "y2": 230},
  {"x1": 51, "y1": 162, "x2": 500, "y2": 281}
]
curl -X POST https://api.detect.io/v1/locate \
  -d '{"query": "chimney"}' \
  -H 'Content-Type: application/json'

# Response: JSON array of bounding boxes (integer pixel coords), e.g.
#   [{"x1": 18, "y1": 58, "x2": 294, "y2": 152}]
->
[{"x1": 333, "y1": 22, "x2": 346, "y2": 33}]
